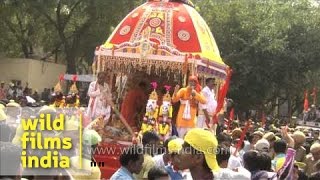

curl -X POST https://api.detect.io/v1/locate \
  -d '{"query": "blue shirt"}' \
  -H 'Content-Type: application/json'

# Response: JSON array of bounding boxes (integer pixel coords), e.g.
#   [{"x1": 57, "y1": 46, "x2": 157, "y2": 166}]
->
[
  {"x1": 165, "y1": 165, "x2": 186, "y2": 180},
  {"x1": 110, "y1": 166, "x2": 135, "y2": 180}
]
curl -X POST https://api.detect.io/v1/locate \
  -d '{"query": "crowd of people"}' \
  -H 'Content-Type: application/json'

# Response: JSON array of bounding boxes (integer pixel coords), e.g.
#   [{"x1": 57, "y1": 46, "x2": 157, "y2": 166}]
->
[
  {"x1": 107, "y1": 123, "x2": 320, "y2": 180},
  {"x1": 1, "y1": 72, "x2": 320, "y2": 180},
  {"x1": 303, "y1": 104, "x2": 320, "y2": 122},
  {"x1": 0, "y1": 81, "x2": 55, "y2": 106}
]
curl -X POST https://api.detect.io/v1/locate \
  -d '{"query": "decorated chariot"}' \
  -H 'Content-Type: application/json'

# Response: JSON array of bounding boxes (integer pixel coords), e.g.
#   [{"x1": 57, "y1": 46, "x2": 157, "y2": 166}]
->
[{"x1": 90, "y1": 0, "x2": 230, "y2": 178}]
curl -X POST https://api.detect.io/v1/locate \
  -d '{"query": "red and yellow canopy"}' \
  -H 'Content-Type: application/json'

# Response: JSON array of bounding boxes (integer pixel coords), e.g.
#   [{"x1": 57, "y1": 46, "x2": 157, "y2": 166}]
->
[{"x1": 94, "y1": 0, "x2": 228, "y2": 79}]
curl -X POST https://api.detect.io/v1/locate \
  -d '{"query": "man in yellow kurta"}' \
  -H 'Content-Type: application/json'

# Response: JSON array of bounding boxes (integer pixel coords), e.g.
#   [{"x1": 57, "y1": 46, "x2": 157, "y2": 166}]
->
[{"x1": 172, "y1": 75, "x2": 206, "y2": 138}]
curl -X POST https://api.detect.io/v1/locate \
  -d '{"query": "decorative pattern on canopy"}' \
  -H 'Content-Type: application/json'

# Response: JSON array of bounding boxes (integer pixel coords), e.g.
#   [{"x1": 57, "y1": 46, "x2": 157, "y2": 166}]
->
[{"x1": 93, "y1": 0, "x2": 228, "y2": 79}]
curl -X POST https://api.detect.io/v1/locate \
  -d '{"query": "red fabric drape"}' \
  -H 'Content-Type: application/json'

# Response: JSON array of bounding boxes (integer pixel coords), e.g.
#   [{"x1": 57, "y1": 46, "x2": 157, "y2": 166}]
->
[{"x1": 212, "y1": 67, "x2": 233, "y2": 124}]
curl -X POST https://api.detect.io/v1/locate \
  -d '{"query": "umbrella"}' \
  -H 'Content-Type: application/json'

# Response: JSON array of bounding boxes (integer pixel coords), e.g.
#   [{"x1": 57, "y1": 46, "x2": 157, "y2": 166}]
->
[{"x1": 93, "y1": 0, "x2": 228, "y2": 79}]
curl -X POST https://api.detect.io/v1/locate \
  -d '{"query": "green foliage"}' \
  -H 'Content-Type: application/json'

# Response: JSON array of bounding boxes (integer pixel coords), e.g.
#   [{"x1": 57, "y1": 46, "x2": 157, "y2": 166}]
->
[
  {"x1": 195, "y1": 0, "x2": 320, "y2": 114},
  {"x1": 0, "y1": 0, "x2": 136, "y2": 73}
]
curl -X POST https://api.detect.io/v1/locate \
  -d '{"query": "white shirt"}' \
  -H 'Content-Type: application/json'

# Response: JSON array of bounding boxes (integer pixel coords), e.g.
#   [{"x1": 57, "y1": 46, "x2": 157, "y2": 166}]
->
[
  {"x1": 86, "y1": 81, "x2": 111, "y2": 120},
  {"x1": 180, "y1": 168, "x2": 251, "y2": 180},
  {"x1": 214, "y1": 168, "x2": 251, "y2": 180},
  {"x1": 152, "y1": 154, "x2": 165, "y2": 168},
  {"x1": 16, "y1": 88, "x2": 23, "y2": 97},
  {"x1": 228, "y1": 146, "x2": 244, "y2": 170},
  {"x1": 199, "y1": 86, "x2": 217, "y2": 115}
]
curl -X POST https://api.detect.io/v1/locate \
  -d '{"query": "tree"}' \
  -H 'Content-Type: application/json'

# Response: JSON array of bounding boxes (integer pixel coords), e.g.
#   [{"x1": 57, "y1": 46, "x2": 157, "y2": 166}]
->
[
  {"x1": 195, "y1": 0, "x2": 320, "y2": 116},
  {"x1": 0, "y1": 0, "x2": 40, "y2": 58}
]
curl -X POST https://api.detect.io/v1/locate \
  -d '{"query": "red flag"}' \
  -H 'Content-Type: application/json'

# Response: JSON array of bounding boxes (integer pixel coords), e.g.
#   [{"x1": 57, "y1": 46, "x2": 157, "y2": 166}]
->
[
  {"x1": 212, "y1": 67, "x2": 233, "y2": 124},
  {"x1": 234, "y1": 120, "x2": 251, "y2": 156},
  {"x1": 261, "y1": 112, "x2": 266, "y2": 128},
  {"x1": 304, "y1": 90, "x2": 309, "y2": 112}
]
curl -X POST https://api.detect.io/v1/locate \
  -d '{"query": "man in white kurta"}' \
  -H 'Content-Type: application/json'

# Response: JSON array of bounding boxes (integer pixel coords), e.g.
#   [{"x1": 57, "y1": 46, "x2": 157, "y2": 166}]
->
[
  {"x1": 86, "y1": 72, "x2": 112, "y2": 123},
  {"x1": 197, "y1": 78, "x2": 217, "y2": 128}
]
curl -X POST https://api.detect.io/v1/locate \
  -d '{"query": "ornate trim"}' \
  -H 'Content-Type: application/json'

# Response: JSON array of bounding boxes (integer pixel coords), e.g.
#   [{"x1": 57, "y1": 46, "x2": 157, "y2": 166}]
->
[
  {"x1": 178, "y1": 30, "x2": 191, "y2": 41},
  {"x1": 120, "y1": 25, "x2": 131, "y2": 36}
]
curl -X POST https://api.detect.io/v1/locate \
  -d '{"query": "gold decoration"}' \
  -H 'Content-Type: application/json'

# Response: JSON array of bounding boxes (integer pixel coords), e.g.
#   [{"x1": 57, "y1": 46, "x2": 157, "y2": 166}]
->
[
  {"x1": 70, "y1": 83, "x2": 78, "y2": 94},
  {"x1": 149, "y1": 90, "x2": 158, "y2": 100},
  {"x1": 54, "y1": 82, "x2": 62, "y2": 93}
]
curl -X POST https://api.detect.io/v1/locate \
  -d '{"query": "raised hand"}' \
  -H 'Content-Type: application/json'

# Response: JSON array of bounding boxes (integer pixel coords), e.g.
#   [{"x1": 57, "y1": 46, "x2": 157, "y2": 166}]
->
[{"x1": 281, "y1": 126, "x2": 295, "y2": 148}]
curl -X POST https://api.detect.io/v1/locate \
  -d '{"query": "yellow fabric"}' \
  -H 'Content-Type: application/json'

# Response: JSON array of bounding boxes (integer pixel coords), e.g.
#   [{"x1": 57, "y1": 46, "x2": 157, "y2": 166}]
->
[
  {"x1": 275, "y1": 157, "x2": 285, "y2": 172},
  {"x1": 54, "y1": 82, "x2": 62, "y2": 93},
  {"x1": 184, "y1": 5, "x2": 224, "y2": 64},
  {"x1": 12, "y1": 124, "x2": 24, "y2": 146},
  {"x1": 134, "y1": 154, "x2": 155, "y2": 179},
  {"x1": 0, "y1": 108, "x2": 7, "y2": 121},
  {"x1": 168, "y1": 138, "x2": 184, "y2": 154},
  {"x1": 70, "y1": 83, "x2": 79, "y2": 94},
  {"x1": 276, "y1": 158, "x2": 306, "y2": 172},
  {"x1": 103, "y1": 3, "x2": 225, "y2": 66},
  {"x1": 184, "y1": 128, "x2": 220, "y2": 172},
  {"x1": 69, "y1": 156, "x2": 101, "y2": 180},
  {"x1": 172, "y1": 87, "x2": 206, "y2": 128},
  {"x1": 0, "y1": 104, "x2": 5, "y2": 109}
]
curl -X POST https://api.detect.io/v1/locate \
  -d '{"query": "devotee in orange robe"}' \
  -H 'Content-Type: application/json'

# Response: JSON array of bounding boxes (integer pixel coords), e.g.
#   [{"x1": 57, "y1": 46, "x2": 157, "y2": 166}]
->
[
  {"x1": 172, "y1": 75, "x2": 206, "y2": 138},
  {"x1": 121, "y1": 82, "x2": 148, "y2": 129}
]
